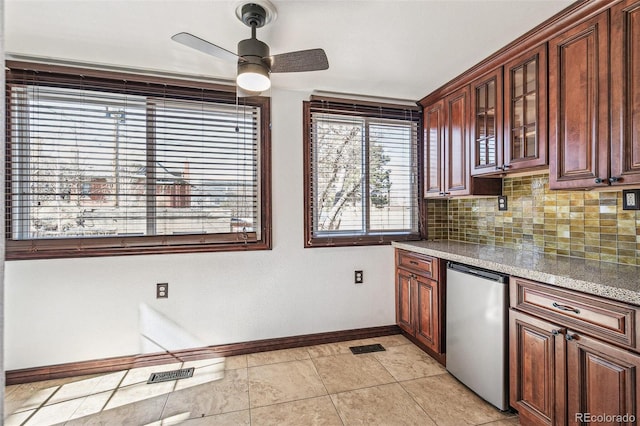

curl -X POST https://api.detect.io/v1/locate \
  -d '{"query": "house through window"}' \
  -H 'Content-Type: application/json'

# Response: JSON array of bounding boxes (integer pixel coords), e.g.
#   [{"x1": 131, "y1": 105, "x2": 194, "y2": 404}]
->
[
  {"x1": 303, "y1": 97, "x2": 421, "y2": 247},
  {"x1": 5, "y1": 62, "x2": 271, "y2": 259}
]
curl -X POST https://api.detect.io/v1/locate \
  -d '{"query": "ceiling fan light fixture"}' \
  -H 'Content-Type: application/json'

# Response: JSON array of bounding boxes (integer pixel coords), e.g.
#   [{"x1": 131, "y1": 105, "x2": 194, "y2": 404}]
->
[{"x1": 237, "y1": 61, "x2": 271, "y2": 92}]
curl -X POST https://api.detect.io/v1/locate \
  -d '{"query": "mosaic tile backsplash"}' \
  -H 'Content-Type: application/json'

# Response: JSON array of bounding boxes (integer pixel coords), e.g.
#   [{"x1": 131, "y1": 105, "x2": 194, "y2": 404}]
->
[{"x1": 425, "y1": 174, "x2": 640, "y2": 265}]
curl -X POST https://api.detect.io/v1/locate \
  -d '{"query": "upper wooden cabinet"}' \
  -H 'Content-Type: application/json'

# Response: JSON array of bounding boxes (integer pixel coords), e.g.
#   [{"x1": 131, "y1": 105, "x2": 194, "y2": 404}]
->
[
  {"x1": 548, "y1": 11, "x2": 610, "y2": 190},
  {"x1": 444, "y1": 86, "x2": 472, "y2": 196},
  {"x1": 503, "y1": 44, "x2": 548, "y2": 173},
  {"x1": 610, "y1": 0, "x2": 640, "y2": 186},
  {"x1": 424, "y1": 86, "x2": 501, "y2": 198},
  {"x1": 470, "y1": 68, "x2": 503, "y2": 175},
  {"x1": 471, "y1": 45, "x2": 548, "y2": 177},
  {"x1": 424, "y1": 99, "x2": 445, "y2": 197}
]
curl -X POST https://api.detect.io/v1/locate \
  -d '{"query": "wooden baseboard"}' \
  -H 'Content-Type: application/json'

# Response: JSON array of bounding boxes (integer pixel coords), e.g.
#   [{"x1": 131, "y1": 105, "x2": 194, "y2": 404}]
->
[{"x1": 6, "y1": 325, "x2": 401, "y2": 385}]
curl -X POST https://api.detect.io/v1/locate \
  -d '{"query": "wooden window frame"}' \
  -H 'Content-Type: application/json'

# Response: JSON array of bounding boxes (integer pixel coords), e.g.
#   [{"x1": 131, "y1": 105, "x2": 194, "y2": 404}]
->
[
  {"x1": 5, "y1": 61, "x2": 272, "y2": 260},
  {"x1": 303, "y1": 96, "x2": 422, "y2": 248}
]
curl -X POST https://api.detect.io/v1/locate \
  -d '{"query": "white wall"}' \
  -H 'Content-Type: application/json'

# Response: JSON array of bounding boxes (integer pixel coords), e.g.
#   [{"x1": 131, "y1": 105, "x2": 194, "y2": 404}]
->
[{"x1": 4, "y1": 89, "x2": 396, "y2": 371}]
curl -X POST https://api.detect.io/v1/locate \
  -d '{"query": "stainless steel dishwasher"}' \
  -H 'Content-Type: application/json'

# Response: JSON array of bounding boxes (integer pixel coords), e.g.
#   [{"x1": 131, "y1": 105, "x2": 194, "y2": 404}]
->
[{"x1": 446, "y1": 261, "x2": 509, "y2": 411}]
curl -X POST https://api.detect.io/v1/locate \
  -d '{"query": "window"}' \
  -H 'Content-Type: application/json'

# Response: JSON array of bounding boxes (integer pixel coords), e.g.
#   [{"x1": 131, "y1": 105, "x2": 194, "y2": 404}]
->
[
  {"x1": 5, "y1": 62, "x2": 271, "y2": 259},
  {"x1": 303, "y1": 97, "x2": 421, "y2": 247}
]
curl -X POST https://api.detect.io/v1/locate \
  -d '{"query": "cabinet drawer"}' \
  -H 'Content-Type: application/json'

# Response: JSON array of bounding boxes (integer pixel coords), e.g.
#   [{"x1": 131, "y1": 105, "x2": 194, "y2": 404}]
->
[
  {"x1": 511, "y1": 277, "x2": 638, "y2": 350},
  {"x1": 396, "y1": 250, "x2": 438, "y2": 279}
]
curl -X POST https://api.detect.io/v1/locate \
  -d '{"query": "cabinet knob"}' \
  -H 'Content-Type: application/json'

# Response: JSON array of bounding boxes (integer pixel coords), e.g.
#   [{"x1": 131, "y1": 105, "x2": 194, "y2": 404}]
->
[
  {"x1": 565, "y1": 333, "x2": 576, "y2": 341},
  {"x1": 608, "y1": 176, "x2": 621, "y2": 183},
  {"x1": 502, "y1": 164, "x2": 511, "y2": 170},
  {"x1": 594, "y1": 178, "x2": 605, "y2": 184},
  {"x1": 551, "y1": 329, "x2": 561, "y2": 336}
]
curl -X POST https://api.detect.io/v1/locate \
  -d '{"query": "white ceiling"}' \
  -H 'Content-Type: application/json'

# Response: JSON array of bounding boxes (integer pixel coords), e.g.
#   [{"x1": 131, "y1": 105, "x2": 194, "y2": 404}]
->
[{"x1": 5, "y1": 0, "x2": 575, "y2": 101}]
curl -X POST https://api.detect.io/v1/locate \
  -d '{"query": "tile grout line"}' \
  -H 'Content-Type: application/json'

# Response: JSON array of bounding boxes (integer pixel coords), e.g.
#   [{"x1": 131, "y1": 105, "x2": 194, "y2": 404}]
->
[
  {"x1": 155, "y1": 361, "x2": 184, "y2": 423},
  {"x1": 396, "y1": 373, "x2": 447, "y2": 426},
  {"x1": 247, "y1": 363, "x2": 254, "y2": 425},
  {"x1": 372, "y1": 342, "x2": 452, "y2": 426},
  {"x1": 307, "y1": 346, "x2": 346, "y2": 426},
  {"x1": 20, "y1": 383, "x2": 63, "y2": 426}
]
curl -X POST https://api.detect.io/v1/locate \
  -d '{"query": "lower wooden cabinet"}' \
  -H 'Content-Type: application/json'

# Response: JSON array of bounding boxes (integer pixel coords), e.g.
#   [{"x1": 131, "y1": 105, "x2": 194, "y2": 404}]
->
[
  {"x1": 510, "y1": 277, "x2": 640, "y2": 426},
  {"x1": 395, "y1": 249, "x2": 444, "y2": 357},
  {"x1": 510, "y1": 309, "x2": 566, "y2": 426},
  {"x1": 566, "y1": 333, "x2": 640, "y2": 426}
]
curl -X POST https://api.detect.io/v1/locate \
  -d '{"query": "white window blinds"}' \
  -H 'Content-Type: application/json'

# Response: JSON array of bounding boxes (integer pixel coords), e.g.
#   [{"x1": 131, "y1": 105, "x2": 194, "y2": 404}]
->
[
  {"x1": 304, "y1": 98, "x2": 421, "y2": 247},
  {"x1": 6, "y1": 63, "x2": 271, "y2": 259}
]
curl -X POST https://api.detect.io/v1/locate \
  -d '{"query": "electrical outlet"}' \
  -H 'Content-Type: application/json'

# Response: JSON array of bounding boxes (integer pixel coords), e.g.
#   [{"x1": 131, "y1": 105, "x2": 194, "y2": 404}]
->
[
  {"x1": 354, "y1": 270, "x2": 364, "y2": 284},
  {"x1": 498, "y1": 195, "x2": 508, "y2": 211},
  {"x1": 156, "y1": 283, "x2": 168, "y2": 298},
  {"x1": 622, "y1": 189, "x2": 640, "y2": 210}
]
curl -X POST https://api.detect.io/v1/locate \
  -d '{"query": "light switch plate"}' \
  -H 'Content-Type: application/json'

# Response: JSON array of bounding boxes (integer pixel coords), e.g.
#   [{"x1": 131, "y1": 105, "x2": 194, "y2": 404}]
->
[{"x1": 622, "y1": 189, "x2": 640, "y2": 210}]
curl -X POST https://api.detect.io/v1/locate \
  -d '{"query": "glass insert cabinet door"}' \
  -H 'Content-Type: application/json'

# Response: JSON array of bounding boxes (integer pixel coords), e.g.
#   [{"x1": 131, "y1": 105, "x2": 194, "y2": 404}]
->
[
  {"x1": 470, "y1": 68, "x2": 503, "y2": 175},
  {"x1": 503, "y1": 44, "x2": 548, "y2": 171}
]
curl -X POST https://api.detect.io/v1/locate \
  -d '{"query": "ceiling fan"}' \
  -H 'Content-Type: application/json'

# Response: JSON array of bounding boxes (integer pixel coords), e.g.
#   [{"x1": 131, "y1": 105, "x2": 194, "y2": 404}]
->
[{"x1": 172, "y1": 1, "x2": 329, "y2": 94}]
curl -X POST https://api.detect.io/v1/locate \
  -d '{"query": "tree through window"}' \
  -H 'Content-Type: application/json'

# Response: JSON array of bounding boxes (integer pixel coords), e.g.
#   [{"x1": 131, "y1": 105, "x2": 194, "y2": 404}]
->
[{"x1": 304, "y1": 98, "x2": 421, "y2": 247}]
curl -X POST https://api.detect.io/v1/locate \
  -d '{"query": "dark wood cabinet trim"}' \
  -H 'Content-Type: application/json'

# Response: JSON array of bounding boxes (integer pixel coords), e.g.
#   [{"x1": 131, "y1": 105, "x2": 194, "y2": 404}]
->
[
  {"x1": 610, "y1": 0, "x2": 640, "y2": 185},
  {"x1": 419, "y1": 0, "x2": 612, "y2": 107},
  {"x1": 5, "y1": 325, "x2": 401, "y2": 385}
]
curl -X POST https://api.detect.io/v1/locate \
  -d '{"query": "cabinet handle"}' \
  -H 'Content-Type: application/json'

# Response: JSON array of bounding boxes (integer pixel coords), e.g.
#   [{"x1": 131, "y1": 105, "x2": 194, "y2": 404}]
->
[
  {"x1": 502, "y1": 164, "x2": 511, "y2": 170},
  {"x1": 594, "y1": 177, "x2": 605, "y2": 184},
  {"x1": 409, "y1": 260, "x2": 419, "y2": 266},
  {"x1": 608, "y1": 176, "x2": 621, "y2": 183},
  {"x1": 553, "y1": 302, "x2": 580, "y2": 314}
]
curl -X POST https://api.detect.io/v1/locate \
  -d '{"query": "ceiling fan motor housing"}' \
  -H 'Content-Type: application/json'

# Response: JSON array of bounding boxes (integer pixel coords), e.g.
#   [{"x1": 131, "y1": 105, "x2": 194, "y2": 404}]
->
[
  {"x1": 238, "y1": 37, "x2": 270, "y2": 69},
  {"x1": 241, "y1": 3, "x2": 267, "y2": 28}
]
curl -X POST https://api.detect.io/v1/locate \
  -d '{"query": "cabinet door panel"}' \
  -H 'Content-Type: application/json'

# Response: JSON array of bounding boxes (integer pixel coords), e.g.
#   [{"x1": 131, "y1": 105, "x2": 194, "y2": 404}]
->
[
  {"x1": 611, "y1": 0, "x2": 640, "y2": 185},
  {"x1": 445, "y1": 86, "x2": 471, "y2": 195},
  {"x1": 415, "y1": 276, "x2": 440, "y2": 352},
  {"x1": 509, "y1": 310, "x2": 566, "y2": 426},
  {"x1": 549, "y1": 12, "x2": 609, "y2": 189},
  {"x1": 504, "y1": 44, "x2": 548, "y2": 171},
  {"x1": 424, "y1": 100, "x2": 445, "y2": 197},
  {"x1": 471, "y1": 68, "x2": 503, "y2": 175},
  {"x1": 567, "y1": 333, "x2": 640, "y2": 426},
  {"x1": 396, "y1": 270, "x2": 414, "y2": 334}
]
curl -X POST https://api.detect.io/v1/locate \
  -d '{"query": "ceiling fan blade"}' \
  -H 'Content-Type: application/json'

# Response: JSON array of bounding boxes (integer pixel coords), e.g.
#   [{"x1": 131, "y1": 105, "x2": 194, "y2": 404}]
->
[
  {"x1": 269, "y1": 48, "x2": 329, "y2": 73},
  {"x1": 171, "y1": 32, "x2": 239, "y2": 63}
]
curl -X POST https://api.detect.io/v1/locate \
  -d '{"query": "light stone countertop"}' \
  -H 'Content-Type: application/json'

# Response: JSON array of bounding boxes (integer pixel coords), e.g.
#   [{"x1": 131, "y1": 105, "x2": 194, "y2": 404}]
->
[{"x1": 392, "y1": 240, "x2": 640, "y2": 306}]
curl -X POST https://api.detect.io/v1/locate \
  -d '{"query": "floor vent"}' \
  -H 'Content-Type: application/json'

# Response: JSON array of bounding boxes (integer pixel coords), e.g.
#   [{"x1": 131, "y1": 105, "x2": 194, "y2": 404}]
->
[
  {"x1": 349, "y1": 343, "x2": 385, "y2": 355},
  {"x1": 147, "y1": 367, "x2": 195, "y2": 384}
]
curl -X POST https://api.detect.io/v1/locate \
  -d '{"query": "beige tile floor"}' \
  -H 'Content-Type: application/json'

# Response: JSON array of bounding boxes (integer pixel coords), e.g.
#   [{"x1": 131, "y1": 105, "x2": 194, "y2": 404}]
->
[{"x1": 5, "y1": 335, "x2": 520, "y2": 425}]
